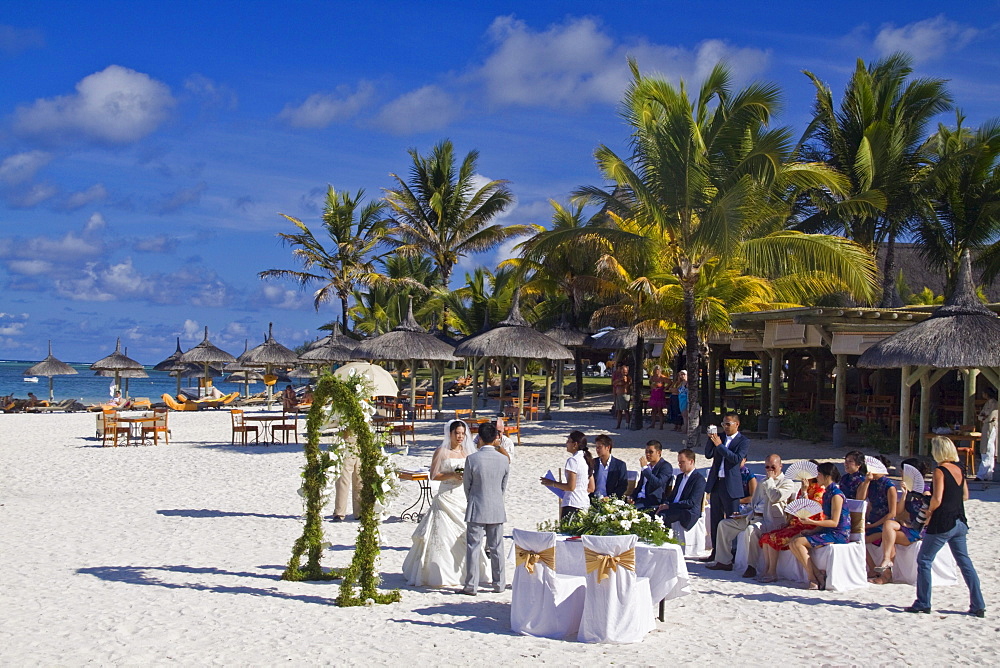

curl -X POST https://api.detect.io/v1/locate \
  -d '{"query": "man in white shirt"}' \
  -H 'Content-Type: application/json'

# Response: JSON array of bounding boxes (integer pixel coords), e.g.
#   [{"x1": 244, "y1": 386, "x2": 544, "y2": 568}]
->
[
  {"x1": 656, "y1": 448, "x2": 706, "y2": 529},
  {"x1": 590, "y1": 434, "x2": 628, "y2": 499},
  {"x1": 707, "y1": 454, "x2": 797, "y2": 576}
]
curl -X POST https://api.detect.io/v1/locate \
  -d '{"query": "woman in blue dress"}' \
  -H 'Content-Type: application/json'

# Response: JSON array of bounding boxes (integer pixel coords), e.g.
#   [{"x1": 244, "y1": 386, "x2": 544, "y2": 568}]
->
[
  {"x1": 858, "y1": 454, "x2": 899, "y2": 583},
  {"x1": 839, "y1": 450, "x2": 867, "y2": 499},
  {"x1": 788, "y1": 462, "x2": 850, "y2": 590}
]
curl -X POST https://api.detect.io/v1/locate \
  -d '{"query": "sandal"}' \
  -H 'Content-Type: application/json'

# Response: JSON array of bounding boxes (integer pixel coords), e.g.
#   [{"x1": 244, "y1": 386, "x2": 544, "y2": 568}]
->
[
  {"x1": 805, "y1": 581, "x2": 820, "y2": 590},
  {"x1": 869, "y1": 565, "x2": 893, "y2": 585}
]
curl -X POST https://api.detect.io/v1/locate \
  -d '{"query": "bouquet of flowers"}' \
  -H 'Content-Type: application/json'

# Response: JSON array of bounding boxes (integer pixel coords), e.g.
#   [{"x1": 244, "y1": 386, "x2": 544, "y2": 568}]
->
[{"x1": 538, "y1": 497, "x2": 676, "y2": 546}]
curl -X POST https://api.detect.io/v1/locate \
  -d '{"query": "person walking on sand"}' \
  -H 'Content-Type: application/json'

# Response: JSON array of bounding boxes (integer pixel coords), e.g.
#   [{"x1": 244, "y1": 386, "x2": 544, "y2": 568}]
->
[{"x1": 463, "y1": 422, "x2": 509, "y2": 595}]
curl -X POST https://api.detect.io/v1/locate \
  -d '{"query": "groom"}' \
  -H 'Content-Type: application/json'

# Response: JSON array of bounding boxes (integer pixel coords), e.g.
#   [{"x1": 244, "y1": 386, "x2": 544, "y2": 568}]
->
[{"x1": 462, "y1": 421, "x2": 509, "y2": 595}]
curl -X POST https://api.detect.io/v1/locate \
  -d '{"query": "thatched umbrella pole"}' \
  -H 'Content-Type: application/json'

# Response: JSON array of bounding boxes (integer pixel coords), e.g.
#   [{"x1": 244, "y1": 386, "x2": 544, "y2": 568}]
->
[
  {"x1": 409, "y1": 358, "x2": 417, "y2": 413},
  {"x1": 434, "y1": 361, "x2": 446, "y2": 419},
  {"x1": 516, "y1": 357, "x2": 526, "y2": 432},
  {"x1": 543, "y1": 359, "x2": 552, "y2": 420}
]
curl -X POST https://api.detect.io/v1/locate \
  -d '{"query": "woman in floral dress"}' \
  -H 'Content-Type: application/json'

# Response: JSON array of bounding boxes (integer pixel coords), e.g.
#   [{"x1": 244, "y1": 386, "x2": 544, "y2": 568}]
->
[{"x1": 757, "y1": 475, "x2": 825, "y2": 583}]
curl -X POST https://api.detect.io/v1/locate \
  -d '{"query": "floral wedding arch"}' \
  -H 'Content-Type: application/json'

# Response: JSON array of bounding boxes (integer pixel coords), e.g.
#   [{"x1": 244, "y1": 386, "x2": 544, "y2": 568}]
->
[{"x1": 282, "y1": 369, "x2": 401, "y2": 606}]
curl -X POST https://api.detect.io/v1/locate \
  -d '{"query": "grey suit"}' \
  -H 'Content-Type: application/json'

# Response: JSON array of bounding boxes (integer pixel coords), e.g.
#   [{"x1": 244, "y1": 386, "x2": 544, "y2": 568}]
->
[{"x1": 463, "y1": 444, "x2": 509, "y2": 591}]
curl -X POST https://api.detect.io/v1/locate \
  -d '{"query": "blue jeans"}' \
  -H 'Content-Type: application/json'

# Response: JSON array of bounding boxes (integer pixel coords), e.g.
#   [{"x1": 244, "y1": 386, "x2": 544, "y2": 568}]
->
[{"x1": 914, "y1": 520, "x2": 985, "y2": 611}]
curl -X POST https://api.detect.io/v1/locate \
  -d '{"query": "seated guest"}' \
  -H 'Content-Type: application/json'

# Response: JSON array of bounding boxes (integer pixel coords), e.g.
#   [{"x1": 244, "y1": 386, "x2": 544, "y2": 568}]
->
[
  {"x1": 281, "y1": 384, "x2": 297, "y2": 412},
  {"x1": 708, "y1": 454, "x2": 797, "y2": 576},
  {"x1": 300, "y1": 384, "x2": 314, "y2": 405},
  {"x1": 740, "y1": 458, "x2": 757, "y2": 507},
  {"x1": 656, "y1": 448, "x2": 705, "y2": 530},
  {"x1": 840, "y1": 450, "x2": 867, "y2": 499},
  {"x1": 26, "y1": 392, "x2": 40, "y2": 408},
  {"x1": 757, "y1": 471, "x2": 825, "y2": 582},
  {"x1": 590, "y1": 434, "x2": 628, "y2": 499},
  {"x1": 788, "y1": 462, "x2": 851, "y2": 590},
  {"x1": 630, "y1": 440, "x2": 673, "y2": 511},
  {"x1": 858, "y1": 454, "x2": 898, "y2": 583},
  {"x1": 474, "y1": 415, "x2": 515, "y2": 462}
]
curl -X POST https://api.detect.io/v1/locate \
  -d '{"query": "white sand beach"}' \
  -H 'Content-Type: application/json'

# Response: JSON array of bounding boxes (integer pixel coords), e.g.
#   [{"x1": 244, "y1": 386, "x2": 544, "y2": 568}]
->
[{"x1": 1, "y1": 397, "x2": 997, "y2": 665}]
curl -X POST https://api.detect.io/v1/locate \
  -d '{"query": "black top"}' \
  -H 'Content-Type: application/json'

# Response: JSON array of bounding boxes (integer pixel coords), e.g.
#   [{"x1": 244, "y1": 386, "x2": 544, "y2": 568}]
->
[{"x1": 926, "y1": 463, "x2": 967, "y2": 534}]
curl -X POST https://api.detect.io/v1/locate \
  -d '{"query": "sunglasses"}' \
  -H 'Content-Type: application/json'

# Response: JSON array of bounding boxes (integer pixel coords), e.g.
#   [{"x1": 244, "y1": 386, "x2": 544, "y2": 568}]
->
[
  {"x1": 765, "y1": 466, "x2": 779, "y2": 471},
  {"x1": 722, "y1": 422, "x2": 737, "y2": 426}
]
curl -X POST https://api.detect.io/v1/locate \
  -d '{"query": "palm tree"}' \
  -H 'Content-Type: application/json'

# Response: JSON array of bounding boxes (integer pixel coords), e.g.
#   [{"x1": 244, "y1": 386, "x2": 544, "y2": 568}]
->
[
  {"x1": 348, "y1": 255, "x2": 435, "y2": 335},
  {"x1": 576, "y1": 59, "x2": 878, "y2": 436},
  {"x1": 383, "y1": 139, "x2": 536, "y2": 329},
  {"x1": 918, "y1": 112, "x2": 1000, "y2": 289},
  {"x1": 798, "y1": 53, "x2": 952, "y2": 306},
  {"x1": 260, "y1": 186, "x2": 388, "y2": 330}
]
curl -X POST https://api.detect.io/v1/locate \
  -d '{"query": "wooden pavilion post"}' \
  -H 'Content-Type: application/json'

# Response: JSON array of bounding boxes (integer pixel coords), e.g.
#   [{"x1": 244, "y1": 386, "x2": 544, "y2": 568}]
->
[
  {"x1": 919, "y1": 372, "x2": 932, "y2": 455},
  {"x1": 434, "y1": 361, "x2": 445, "y2": 419},
  {"x1": 707, "y1": 350, "x2": 718, "y2": 419},
  {"x1": 758, "y1": 351, "x2": 770, "y2": 433},
  {"x1": 556, "y1": 361, "x2": 565, "y2": 410},
  {"x1": 516, "y1": 357, "x2": 525, "y2": 444},
  {"x1": 963, "y1": 368, "x2": 978, "y2": 427},
  {"x1": 409, "y1": 358, "x2": 417, "y2": 417},
  {"x1": 470, "y1": 357, "x2": 480, "y2": 418},
  {"x1": 899, "y1": 365, "x2": 913, "y2": 456},
  {"x1": 767, "y1": 349, "x2": 782, "y2": 439},
  {"x1": 833, "y1": 354, "x2": 847, "y2": 448}
]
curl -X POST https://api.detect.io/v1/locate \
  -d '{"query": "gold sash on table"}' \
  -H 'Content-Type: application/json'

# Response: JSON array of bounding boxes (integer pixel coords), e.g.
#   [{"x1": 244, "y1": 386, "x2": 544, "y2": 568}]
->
[
  {"x1": 584, "y1": 547, "x2": 636, "y2": 583},
  {"x1": 515, "y1": 545, "x2": 556, "y2": 574}
]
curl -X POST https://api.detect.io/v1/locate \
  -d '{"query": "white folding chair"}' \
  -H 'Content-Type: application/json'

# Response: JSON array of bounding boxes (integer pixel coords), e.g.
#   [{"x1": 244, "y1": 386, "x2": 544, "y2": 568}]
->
[
  {"x1": 866, "y1": 539, "x2": 959, "y2": 587},
  {"x1": 510, "y1": 529, "x2": 586, "y2": 639},
  {"x1": 777, "y1": 498, "x2": 869, "y2": 591},
  {"x1": 578, "y1": 534, "x2": 656, "y2": 644}
]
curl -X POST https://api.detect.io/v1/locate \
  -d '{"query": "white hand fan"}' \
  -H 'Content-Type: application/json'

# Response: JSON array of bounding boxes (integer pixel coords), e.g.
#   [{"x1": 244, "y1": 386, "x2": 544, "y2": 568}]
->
[
  {"x1": 865, "y1": 455, "x2": 888, "y2": 475},
  {"x1": 784, "y1": 460, "x2": 818, "y2": 481},
  {"x1": 902, "y1": 464, "x2": 925, "y2": 494},
  {"x1": 785, "y1": 498, "x2": 822, "y2": 519}
]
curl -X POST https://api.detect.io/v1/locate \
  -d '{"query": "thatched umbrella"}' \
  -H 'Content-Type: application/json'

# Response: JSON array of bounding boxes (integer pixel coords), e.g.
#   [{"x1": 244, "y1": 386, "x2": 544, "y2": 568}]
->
[
  {"x1": 178, "y1": 327, "x2": 236, "y2": 397},
  {"x1": 859, "y1": 250, "x2": 1000, "y2": 454},
  {"x1": 454, "y1": 292, "x2": 573, "y2": 426},
  {"x1": 23, "y1": 340, "x2": 78, "y2": 402},
  {"x1": 90, "y1": 338, "x2": 144, "y2": 397},
  {"x1": 350, "y1": 300, "x2": 459, "y2": 417},
  {"x1": 544, "y1": 324, "x2": 591, "y2": 408},
  {"x1": 154, "y1": 338, "x2": 184, "y2": 371},
  {"x1": 242, "y1": 323, "x2": 300, "y2": 407},
  {"x1": 587, "y1": 327, "x2": 638, "y2": 350},
  {"x1": 97, "y1": 362, "x2": 149, "y2": 399},
  {"x1": 299, "y1": 323, "x2": 358, "y2": 366}
]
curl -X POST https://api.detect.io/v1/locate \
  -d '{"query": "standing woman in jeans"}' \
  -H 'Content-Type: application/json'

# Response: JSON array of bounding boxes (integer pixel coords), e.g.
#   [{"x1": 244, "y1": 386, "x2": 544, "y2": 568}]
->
[{"x1": 906, "y1": 436, "x2": 986, "y2": 617}]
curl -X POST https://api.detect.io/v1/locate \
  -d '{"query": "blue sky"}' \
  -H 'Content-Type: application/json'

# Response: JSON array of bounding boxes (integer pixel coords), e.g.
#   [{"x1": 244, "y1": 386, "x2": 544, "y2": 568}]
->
[{"x1": 1, "y1": 2, "x2": 998, "y2": 364}]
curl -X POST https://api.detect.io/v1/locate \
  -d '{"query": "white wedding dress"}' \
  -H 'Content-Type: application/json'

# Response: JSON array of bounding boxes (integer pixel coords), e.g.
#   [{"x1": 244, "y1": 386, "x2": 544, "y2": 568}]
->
[{"x1": 402, "y1": 456, "x2": 487, "y2": 587}]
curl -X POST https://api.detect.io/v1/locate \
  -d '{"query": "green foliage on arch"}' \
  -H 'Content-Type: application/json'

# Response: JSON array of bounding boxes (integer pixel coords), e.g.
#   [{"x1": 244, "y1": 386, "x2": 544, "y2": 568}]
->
[{"x1": 281, "y1": 371, "x2": 401, "y2": 606}]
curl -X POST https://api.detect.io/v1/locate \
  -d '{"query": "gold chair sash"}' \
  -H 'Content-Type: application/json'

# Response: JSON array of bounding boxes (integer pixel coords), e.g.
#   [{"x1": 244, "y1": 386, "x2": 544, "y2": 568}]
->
[
  {"x1": 515, "y1": 545, "x2": 556, "y2": 574},
  {"x1": 584, "y1": 546, "x2": 636, "y2": 583}
]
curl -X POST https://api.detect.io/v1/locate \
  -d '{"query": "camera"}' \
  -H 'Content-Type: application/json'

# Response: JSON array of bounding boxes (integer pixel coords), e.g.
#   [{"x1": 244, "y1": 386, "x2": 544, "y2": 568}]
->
[{"x1": 707, "y1": 425, "x2": 718, "y2": 435}]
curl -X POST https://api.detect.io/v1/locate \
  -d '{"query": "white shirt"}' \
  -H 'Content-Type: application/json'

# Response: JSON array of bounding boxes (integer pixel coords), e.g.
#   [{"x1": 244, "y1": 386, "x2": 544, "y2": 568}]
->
[
  {"x1": 717, "y1": 431, "x2": 740, "y2": 478},
  {"x1": 673, "y1": 471, "x2": 690, "y2": 503},
  {"x1": 563, "y1": 450, "x2": 590, "y2": 510}
]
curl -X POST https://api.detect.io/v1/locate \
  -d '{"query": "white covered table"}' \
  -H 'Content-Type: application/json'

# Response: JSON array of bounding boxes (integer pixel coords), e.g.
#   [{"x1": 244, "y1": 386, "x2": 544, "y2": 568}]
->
[{"x1": 554, "y1": 536, "x2": 689, "y2": 620}]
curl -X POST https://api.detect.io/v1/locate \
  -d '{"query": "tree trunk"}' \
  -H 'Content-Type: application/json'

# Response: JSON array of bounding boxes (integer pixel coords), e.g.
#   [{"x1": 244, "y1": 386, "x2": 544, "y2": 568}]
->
[
  {"x1": 340, "y1": 295, "x2": 351, "y2": 332},
  {"x1": 879, "y1": 232, "x2": 902, "y2": 308},
  {"x1": 683, "y1": 280, "x2": 701, "y2": 441},
  {"x1": 574, "y1": 348, "x2": 584, "y2": 401},
  {"x1": 630, "y1": 335, "x2": 644, "y2": 430}
]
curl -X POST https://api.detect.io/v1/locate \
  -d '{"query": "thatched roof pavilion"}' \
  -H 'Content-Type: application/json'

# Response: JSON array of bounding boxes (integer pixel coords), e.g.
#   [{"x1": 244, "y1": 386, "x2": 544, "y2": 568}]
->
[
  {"x1": 455, "y1": 293, "x2": 572, "y2": 424},
  {"x1": 241, "y1": 323, "x2": 300, "y2": 406},
  {"x1": 586, "y1": 327, "x2": 638, "y2": 351},
  {"x1": 859, "y1": 250, "x2": 1000, "y2": 455},
  {"x1": 350, "y1": 300, "x2": 458, "y2": 415},
  {"x1": 299, "y1": 324, "x2": 358, "y2": 364},
  {"x1": 23, "y1": 341, "x2": 78, "y2": 402},
  {"x1": 153, "y1": 338, "x2": 184, "y2": 372},
  {"x1": 544, "y1": 324, "x2": 592, "y2": 406}
]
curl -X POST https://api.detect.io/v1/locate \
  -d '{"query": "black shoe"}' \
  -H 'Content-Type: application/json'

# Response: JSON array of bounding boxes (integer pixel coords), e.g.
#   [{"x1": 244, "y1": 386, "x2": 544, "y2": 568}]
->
[
  {"x1": 706, "y1": 562, "x2": 733, "y2": 571},
  {"x1": 904, "y1": 605, "x2": 931, "y2": 614},
  {"x1": 332, "y1": 515, "x2": 345, "y2": 522},
  {"x1": 461, "y1": 587, "x2": 477, "y2": 596},
  {"x1": 742, "y1": 566, "x2": 757, "y2": 578},
  {"x1": 698, "y1": 554, "x2": 715, "y2": 563},
  {"x1": 969, "y1": 608, "x2": 986, "y2": 618}
]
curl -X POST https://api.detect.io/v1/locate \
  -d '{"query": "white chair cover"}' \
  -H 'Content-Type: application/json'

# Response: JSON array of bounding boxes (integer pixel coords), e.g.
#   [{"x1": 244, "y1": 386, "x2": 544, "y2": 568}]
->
[
  {"x1": 510, "y1": 529, "x2": 586, "y2": 639},
  {"x1": 578, "y1": 534, "x2": 656, "y2": 644},
  {"x1": 672, "y1": 516, "x2": 707, "y2": 557},
  {"x1": 776, "y1": 499, "x2": 869, "y2": 592},
  {"x1": 865, "y1": 540, "x2": 959, "y2": 587}
]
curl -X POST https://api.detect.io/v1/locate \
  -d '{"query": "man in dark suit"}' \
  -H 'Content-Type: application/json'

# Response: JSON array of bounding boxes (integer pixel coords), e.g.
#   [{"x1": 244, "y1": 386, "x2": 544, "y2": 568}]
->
[
  {"x1": 591, "y1": 434, "x2": 628, "y2": 499},
  {"x1": 702, "y1": 412, "x2": 750, "y2": 562},
  {"x1": 657, "y1": 448, "x2": 706, "y2": 529},
  {"x1": 630, "y1": 440, "x2": 673, "y2": 510}
]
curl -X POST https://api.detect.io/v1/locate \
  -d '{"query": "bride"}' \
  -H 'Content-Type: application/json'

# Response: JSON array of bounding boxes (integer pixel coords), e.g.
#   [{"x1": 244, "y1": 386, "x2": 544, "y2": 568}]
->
[{"x1": 402, "y1": 419, "x2": 486, "y2": 587}]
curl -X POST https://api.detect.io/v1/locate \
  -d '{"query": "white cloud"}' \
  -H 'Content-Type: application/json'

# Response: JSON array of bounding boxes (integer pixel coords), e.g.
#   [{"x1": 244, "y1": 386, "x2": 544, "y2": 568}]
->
[
  {"x1": 0, "y1": 150, "x2": 52, "y2": 185},
  {"x1": 184, "y1": 73, "x2": 238, "y2": 109},
  {"x1": 14, "y1": 65, "x2": 175, "y2": 145},
  {"x1": 84, "y1": 212, "x2": 106, "y2": 234},
  {"x1": 279, "y1": 81, "x2": 375, "y2": 128},
  {"x1": 182, "y1": 319, "x2": 202, "y2": 340},
  {"x1": 6, "y1": 182, "x2": 57, "y2": 208},
  {"x1": 875, "y1": 15, "x2": 978, "y2": 63},
  {"x1": 256, "y1": 284, "x2": 311, "y2": 310},
  {"x1": 61, "y1": 184, "x2": 108, "y2": 211},
  {"x1": 374, "y1": 85, "x2": 461, "y2": 134},
  {"x1": 132, "y1": 234, "x2": 177, "y2": 253},
  {"x1": 157, "y1": 182, "x2": 206, "y2": 214},
  {"x1": 476, "y1": 16, "x2": 770, "y2": 109},
  {"x1": 0, "y1": 311, "x2": 27, "y2": 336}
]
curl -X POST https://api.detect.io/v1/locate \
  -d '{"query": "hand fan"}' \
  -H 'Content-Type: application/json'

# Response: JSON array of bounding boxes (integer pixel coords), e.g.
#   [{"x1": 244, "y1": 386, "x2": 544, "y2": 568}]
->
[
  {"x1": 902, "y1": 463, "x2": 925, "y2": 494},
  {"x1": 784, "y1": 460, "x2": 818, "y2": 481},
  {"x1": 785, "y1": 498, "x2": 822, "y2": 519},
  {"x1": 865, "y1": 455, "x2": 889, "y2": 475}
]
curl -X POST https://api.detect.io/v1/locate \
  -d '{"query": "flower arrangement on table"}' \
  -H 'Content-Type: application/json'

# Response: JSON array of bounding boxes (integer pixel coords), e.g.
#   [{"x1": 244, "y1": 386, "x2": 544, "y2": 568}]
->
[{"x1": 538, "y1": 497, "x2": 677, "y2": 546}]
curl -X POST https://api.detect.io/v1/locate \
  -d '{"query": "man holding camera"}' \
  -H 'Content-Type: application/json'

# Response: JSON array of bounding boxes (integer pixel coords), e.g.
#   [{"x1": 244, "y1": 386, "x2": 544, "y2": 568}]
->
[{"x1": 702, "y1": 412, "x2": 750, "y2": 563}]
